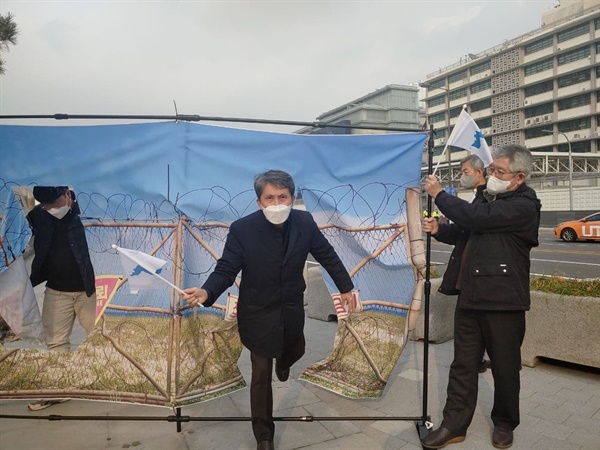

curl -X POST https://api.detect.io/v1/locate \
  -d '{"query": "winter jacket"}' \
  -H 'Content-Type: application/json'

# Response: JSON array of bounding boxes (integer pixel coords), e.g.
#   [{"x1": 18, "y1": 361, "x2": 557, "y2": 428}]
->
[
  {"x1": 434, "y1": 183, "x2": 541, "y2": 311},
  {"x1": 434, "y1": 184, "x2": 486, "y2": 295},
  {"x1": 27, "y1": 204, "x2": 96, "y2": 297}
]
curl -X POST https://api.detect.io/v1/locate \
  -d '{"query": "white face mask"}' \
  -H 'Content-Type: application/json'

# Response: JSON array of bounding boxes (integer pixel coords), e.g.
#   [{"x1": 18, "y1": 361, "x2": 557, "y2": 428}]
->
[
  {"x1": 486, "y1": 175, "x2": 514, "y2": 195},
  {"x1": 262, "y1": 204, "x2": 291, "y2": 225},
  {"x1": 46, "y1": 204, "x2": 71, "y2": 220},
  {"x1": 459, "y1": 174, "x2": 476, "y2": 189}
]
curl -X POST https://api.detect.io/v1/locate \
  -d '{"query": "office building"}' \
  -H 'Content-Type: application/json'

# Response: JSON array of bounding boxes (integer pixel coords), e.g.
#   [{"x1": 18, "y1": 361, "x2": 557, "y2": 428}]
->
[
  {"x1": 421, "y1": 0, "x2": 600, "y2": 210},
  {"x1": 297, "y1": 84, "x2": 420, "y2": 135}
]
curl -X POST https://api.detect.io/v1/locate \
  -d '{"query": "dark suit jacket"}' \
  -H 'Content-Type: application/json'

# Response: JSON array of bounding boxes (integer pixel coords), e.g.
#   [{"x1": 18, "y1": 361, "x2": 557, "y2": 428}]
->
[{"x1": 202, "y1": 209, "x2": 354, "y2": 357}]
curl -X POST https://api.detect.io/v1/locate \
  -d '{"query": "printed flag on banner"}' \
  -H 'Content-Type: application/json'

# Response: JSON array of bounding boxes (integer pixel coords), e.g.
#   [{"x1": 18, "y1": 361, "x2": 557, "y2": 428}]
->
[
  {"x1": 446, "y1": 108, "x2": 493, "y2": 167},
  {"x1": 114, "y1": 246, "x2": 169, "y2": 294},
  {"x1": 95, "y1": 275, "x2": 125, "y2": 325}
]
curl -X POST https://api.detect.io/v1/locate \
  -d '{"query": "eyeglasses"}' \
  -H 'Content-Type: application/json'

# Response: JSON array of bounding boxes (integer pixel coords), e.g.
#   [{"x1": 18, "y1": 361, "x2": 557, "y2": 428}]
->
[{"x1": 486, "y1": 166, "x2": 517, "y2": 179}]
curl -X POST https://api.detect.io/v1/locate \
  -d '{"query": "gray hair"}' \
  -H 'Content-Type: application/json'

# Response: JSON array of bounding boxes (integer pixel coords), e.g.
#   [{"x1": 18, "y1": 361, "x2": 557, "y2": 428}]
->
[
  {"x1": 491, "y1": 144, "x2": 533, "y2": 177},
  {"x1": 254, "y1": 170, "x2": 295, "y2": 198},
  {"x1": 460, "y1": 154, "x2": 485, "y2": 172}
]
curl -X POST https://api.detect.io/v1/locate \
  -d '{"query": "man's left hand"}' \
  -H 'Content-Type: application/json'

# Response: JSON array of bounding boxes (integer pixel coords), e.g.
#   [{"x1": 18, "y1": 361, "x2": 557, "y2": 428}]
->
[
  {"x1": 423, "y1": 175, "x2": 443, "y2": 199},
  {"x1": 340, "y1": 291, "x2": 354, "y2": 314}
]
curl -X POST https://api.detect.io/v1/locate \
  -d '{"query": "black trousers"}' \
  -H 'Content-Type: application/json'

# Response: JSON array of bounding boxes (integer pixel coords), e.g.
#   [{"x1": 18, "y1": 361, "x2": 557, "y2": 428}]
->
[
  {"x1": 250, "y1": 336, "x2": 305, "y2": 443},
  {"x1": 441, "y1": 308, "x2": 525, "y2": 435}
]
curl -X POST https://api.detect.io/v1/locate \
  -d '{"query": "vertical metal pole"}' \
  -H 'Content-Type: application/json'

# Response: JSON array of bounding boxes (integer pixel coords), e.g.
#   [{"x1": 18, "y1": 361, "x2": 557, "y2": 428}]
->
[
  {"x1": 176, "y1": 407, "x2": 182, "y2": 432},
  {"x1": 417, "y1": 124, "x2": 435, "y2": 438},
  {"x1": 447, "y1": 142, "x2": 452, "y2": 193},
  {"x1": 564, "y1": 133, "x2": 573, "y2": 211},
  {"x1": 423, "y1": 124, "x2": 434, "y2": 421}
]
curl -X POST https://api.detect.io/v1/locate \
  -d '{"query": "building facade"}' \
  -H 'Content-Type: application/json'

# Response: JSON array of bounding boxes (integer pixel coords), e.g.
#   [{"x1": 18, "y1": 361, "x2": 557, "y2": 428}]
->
[
  {"x1": 297, "y1": 84, "x2": 420, "y2": 135},
  {"x1": 422, "y1": 0, "x2": 600, "y2": 211}
]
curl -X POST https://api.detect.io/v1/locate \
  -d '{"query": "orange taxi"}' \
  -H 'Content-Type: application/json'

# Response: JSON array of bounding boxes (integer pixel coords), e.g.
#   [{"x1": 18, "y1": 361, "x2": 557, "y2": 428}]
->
[{"x1": 554, "y1": 211, "x2": 600, "y2": 242}]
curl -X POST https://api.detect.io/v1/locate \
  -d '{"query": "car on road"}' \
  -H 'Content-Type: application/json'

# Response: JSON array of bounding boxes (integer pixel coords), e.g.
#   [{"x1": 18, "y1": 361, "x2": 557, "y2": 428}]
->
[{"x1": 554, "y1": 211, "x2": 600, "y2": 242}]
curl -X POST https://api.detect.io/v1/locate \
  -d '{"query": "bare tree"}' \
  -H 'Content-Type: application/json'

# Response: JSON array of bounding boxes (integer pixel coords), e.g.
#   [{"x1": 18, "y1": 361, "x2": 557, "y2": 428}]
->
[{"x1": 0, "y1": 12, "x2": 19, "y2": 75}]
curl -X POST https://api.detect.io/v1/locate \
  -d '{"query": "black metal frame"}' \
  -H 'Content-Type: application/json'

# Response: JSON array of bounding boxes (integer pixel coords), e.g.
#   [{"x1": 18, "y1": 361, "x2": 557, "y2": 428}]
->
[{"x1": 0, "y1": 113, "x2": 434, "y2": 441}]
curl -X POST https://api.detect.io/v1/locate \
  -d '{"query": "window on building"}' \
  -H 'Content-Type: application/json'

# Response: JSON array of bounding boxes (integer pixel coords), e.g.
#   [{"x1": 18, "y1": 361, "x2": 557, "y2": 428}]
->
[
  {"x1": 557, "y1": 93, "x2": 591, "y2": 110},
  {"x1": 557, "y1": 22, "x2": 590, "y2": 43},
  {"x1": 470, "y1": 60, "x2": 491, "y2": 75},
  {"x1": 429, "y1": 112, "x2": 446, "y2": 123},
  {"x1": 470, "y1": 79, "x2": 491, "y2": 94},
  {"x1": 434, "y1": 128, "x2": 447, "y2": 138},
  {"x1": 432, "y1": 146, "x2": 444, "y2": 156},
  {"x1": 524, "y1": 102, "x2": 553, "y2": 118},
  {"x1": 448, "y1": 70, "x2": 468, "y2": 84},
  {"x1": 595, "y1": 18, "x2": 600, "y2": 30},
  {"x1": 485, "y1": 135, "x2": 493, "y2": 146},
  {"x1": 524, "y1": 80, "x2": 554, "y2": 97},
  {"x1": 428, "y1": 95, "x2": 446, "y2": 108},
  {"x1": 525, "y1": 126, "x2": 549, "y2": 139},
  {"x1": 476, "y1": 117, "x2": 491, "y2": 129},
  {"x1": 448, "y1": 87, "x2": 468, "y2": 101},
  {"x1": 524, "y1": 36, "x2": 553, "y2": 55},
  {"x1": 597, "y1": 66, "x2": 600, "y2": 78},
  {"x1": 557, "y1": 46, "x2": 591, "y2": 65},
  {"x1": 597, "y1": 115, "x2": 600, "y2": 126},
  {"x1": 449, "y1": 107, "x2": 462, "y2": 119},
  {"x1": 558, "y1": 117, "x2": 591, "y2": 132},
  {"x1": 429, "y1": 79, "x2": 446, "y2": 90},
  {"x1": 560, "y1": 141, "x2": 591, "y2": 153},
  {"x1": 470, "y1": 98, "x2": 491, "y2": 112},
  {"x1": 524, "y1": 58, "x2": 553, "y2": 76},
  {"x1": 596, "y1": 42, "x2": 600, "y2": 54},
  {"x1": 557, "y1": 69, "x2": 591, "y2": 88},
  {"x1": 534, "y1": 146, "x2": 553, "y2": 153}
]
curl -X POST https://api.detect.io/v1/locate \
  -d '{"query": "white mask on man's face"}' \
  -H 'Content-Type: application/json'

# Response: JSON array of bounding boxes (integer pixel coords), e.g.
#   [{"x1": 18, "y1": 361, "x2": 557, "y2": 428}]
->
[
  {"x1": 486, "y1": 175, "x2": 515, "y2": 195},
  {"x1": 46, "y1": 204, "x2": 71, "y2": 220},
  {"x1": 459, "y1": 174, "x2": 476, "y2": 189},
  {"x1": 262, "y1": 204, "x2": 291, "y2": 225}
]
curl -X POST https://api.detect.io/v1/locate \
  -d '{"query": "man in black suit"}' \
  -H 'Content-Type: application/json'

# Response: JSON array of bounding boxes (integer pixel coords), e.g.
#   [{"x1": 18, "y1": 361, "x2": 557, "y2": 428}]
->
[{"x1": 183, "y1": 170, "x2": 354, "y2": 450}]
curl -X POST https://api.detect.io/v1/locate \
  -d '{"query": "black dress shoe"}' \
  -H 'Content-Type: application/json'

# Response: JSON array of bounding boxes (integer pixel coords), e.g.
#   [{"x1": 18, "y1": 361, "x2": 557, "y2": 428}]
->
[
  {"x1": 492, "y1": 426, "x2": 513, "y2": 449},
  {"x1": 275, "y1": 359, "x2": 289, "y2": 382},
  {"x1": 257, "y1": 440, "x2": 274, "y2": 450},
  {"x1": 421, "y1": 426, "x2": 465, "y2": 449}
]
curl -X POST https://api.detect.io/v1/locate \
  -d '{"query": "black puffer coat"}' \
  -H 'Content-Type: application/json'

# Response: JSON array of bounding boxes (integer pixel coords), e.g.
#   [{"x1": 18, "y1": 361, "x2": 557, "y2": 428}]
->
[{"x1": 434, "y1": 183, "x2": 541, "y2": 311}]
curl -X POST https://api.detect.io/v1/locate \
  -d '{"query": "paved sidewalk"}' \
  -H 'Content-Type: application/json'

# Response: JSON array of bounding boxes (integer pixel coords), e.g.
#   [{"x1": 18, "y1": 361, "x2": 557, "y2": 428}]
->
[{"x1": 1, "y1": 317, "x2": 599, "y2": 450}]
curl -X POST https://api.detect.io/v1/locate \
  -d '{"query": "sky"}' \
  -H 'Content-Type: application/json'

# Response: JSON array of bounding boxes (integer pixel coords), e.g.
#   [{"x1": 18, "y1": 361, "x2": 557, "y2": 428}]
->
[{"x1": 0, "y1": 0, "x2": 558, "y2": 132}]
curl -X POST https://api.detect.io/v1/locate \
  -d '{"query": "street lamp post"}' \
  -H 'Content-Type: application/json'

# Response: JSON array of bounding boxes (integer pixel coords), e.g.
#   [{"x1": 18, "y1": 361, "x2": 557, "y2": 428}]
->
[{"x1": 542, "y1": 129, "x2": 573, "y2": 211}]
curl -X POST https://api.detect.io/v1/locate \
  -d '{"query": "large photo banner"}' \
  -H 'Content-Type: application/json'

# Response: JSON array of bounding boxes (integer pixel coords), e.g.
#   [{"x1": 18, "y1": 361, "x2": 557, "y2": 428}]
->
[{"x1": 0, "y1": 122, "x2": 427, "y2": 405}]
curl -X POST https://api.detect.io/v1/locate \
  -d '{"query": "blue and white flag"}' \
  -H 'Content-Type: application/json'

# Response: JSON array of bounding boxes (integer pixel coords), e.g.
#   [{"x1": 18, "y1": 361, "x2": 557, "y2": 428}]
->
[
  {"x1": 113, "y1": 245, "x2": 169, "y2": 294},
  {"x1": 446, "y1": 109, "x2": 493, "y2": 167}
]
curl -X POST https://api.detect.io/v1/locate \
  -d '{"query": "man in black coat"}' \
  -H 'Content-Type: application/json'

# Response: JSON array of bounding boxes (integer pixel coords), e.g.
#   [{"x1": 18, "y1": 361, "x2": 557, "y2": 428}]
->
[
  {"x1": 426, "y1": 154, "x2": 491, "y2": 374},
  {"x1": 421, "y1": 145, "x2": 541, "y2": 450},
  {"x1": 183, "y1": 170, "x2": 354, "y2": 450}
]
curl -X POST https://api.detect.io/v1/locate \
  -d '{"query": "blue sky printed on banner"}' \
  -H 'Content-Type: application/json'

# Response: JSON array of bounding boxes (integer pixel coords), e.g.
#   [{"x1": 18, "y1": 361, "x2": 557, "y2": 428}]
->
[{"x1": 0, "y1": 122, "x2": 427, "y2": 224}]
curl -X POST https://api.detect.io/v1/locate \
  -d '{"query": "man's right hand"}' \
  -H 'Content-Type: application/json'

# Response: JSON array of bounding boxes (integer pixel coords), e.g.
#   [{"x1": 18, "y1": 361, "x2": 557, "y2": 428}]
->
[
  {"x1": 422, "y1": 217, "x2": 439, "y2": 235},
  {"x1": 182, "y1": 287, "x2": 208, "y2": 307}
]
